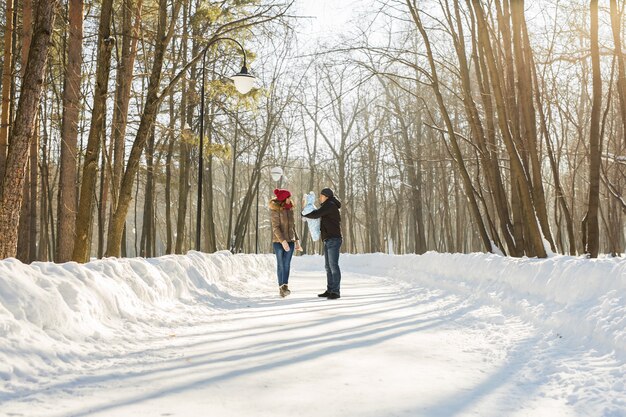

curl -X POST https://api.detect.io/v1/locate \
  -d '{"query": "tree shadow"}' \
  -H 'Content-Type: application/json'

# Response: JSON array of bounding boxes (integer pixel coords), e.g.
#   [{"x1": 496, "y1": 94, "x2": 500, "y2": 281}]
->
[
  {"x1": 58, "y1": 303, "x2": 475, "y2": 417},
  {"x1": 5, "y1": 272, "x2": 521, "y2": 417},
  {"x1": 417, "y1": 333, "x2": 544, "y2": 417},
  {"x1": 1, "y1": 285, "x2": 457, "y2": 405}
]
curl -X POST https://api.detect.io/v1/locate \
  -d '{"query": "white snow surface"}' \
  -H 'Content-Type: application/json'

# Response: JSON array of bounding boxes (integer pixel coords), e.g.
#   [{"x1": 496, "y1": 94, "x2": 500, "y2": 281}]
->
[{"x1": 0, "y1": 251, "x2": 625, "y2": 417}]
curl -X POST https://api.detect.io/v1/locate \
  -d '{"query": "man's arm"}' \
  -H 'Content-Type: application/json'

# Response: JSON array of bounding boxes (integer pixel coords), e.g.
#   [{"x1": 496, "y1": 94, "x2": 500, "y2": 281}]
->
[{"x1": 303, "y1": 203, "x2": 330, "y2": 219}]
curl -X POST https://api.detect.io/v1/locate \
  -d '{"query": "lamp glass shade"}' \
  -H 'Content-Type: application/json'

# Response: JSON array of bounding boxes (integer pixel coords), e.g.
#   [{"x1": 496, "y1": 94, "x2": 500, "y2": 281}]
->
[
  {"x1": 232, "y1": 71, "x2": 255, "y2": 94},
  {"x1": 270, "y1": 167, "x2": 283, "y2": 181}
]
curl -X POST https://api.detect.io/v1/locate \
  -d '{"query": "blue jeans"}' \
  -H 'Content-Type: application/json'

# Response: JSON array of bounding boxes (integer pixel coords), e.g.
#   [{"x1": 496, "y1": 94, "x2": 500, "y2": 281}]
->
[
  {"x1": 324, "y1": 238, "x2": 342, "y2": 294},
  {"x1": 273, "y1": 241, "x2": 295, "y2": 286}
]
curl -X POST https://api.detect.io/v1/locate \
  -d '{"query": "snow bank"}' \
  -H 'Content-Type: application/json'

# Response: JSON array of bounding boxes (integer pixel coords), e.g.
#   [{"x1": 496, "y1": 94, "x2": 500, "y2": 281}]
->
[
  {"x1": 0, "y1": 251, "x2": 275, "y2": 382},
  {"x1": 295, "y1": 252, "x2": 626, "y2": 357},
  {"x1": 3, "y1": 250, "x2": 624, "y2": 388}
]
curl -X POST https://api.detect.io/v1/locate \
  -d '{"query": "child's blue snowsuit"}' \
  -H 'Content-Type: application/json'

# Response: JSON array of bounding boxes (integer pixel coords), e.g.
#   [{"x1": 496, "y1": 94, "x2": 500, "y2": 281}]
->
[{"x1": 301, "y1": 192, "x2": 321, "y2": 242}]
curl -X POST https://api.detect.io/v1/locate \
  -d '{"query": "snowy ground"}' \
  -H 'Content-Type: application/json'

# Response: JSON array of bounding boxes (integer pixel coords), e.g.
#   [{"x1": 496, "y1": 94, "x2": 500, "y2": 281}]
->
[{"x1": 1, "y1": 251, "x2": 625, "y2": 417}]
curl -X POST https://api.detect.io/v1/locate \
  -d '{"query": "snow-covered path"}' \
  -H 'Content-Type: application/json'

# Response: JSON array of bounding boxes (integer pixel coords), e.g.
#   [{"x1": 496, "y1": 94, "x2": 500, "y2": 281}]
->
[{"x1": 2, "y1": 256, "x2": 624, "y2": 417}]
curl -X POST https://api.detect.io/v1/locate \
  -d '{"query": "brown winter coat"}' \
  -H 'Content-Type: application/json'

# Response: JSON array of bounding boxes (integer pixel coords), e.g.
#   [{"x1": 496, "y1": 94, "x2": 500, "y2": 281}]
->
[{"x1": 269, "y1": 198, "x2": 299, "y2": 243}]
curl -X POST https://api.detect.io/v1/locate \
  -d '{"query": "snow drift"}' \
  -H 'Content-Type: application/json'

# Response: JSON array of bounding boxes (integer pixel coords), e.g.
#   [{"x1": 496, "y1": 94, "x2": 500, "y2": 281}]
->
[
  {"x1": 296, "y1": 252, "x2": 626, "y2": 358},
  {"x1": 0, "y1": 251, "x2": 275, "y2": 382},
  {"x1": 1, "y1": 250, "x2": 625, "y2": 386}
]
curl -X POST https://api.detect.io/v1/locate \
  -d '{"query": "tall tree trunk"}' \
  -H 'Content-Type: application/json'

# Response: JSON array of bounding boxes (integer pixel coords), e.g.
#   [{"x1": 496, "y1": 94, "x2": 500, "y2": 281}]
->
[
  {"x1": 526, "y1": 25, "x2": 576, "y2": 255},
  {"x1": 448, "y1": 0, "x2": 516, "y2": 255},
  {"x1": 165, "y1": 87, "x2": 176, "y2": 254},
  {"x1": 16, "y1": 157, "x2": 30, "y2": 260},
  {"x1": 410, "y1": 115, "x2": 427, "y2": 254},
  {"x1": 469, "y1": 0, "x2": 547, "y2": 257},
  {"x1": 347, "y1": 177, "x2": 357, "y2": 253},
  {"x1": 610, "y1": 0, "x2": 626, "y2": 148},
  {"x1": 41, "y1": 99, "x2": 55, "y2": 260},
  {"x1": 28, "y1": 115, "x2": 38, "y2": 260},
  {"x1": 175, "y1": 1, "x2": 194, "y2": 254},
  {"x1": 56, "y1": 0, "x2": 83, "y2": 262},
  {"x1": 511, "y1": 0, "x2": 555, "y2": 252},
  {"x1": 226, "y1": 110, "x2": 239, "y2": 251},
  {"x1": 407, "y1": 0, "x2": 493, "y2": 253},
  {"x1": 26, "y1": 0, "x2": 36, "y2": 261},
  {"x1": 97, "y1": 116, "x2": 109, "y2": 259},
  {"x1": 111, "y1": 0, "x2": 142, "y2": 213},
  {"x1": 72, "y1": 0, "x2": 114, "y2": 262},
  {"x1": 472, "y1": 26, "x2": 520, "y2": 255},
  {"x1": 300, "y1": 99, "x2": 319, "y2": 253},
  {"x1": 0, "y1": 0, "x2": 14, "y2": 180},
  {"x1": 232, "y1": 102, "x2": 282, "y2": 253},
  {"x1": 16, "y1": 0, "x2": 34, "y2": 262},
  {"x1": 583, "y1": 0, "x2": 603, "y2": 257},
  {"x1": 140, "y1": 126, "x2": 155, "y2": 258},
  {"x1": 0, "y1": 0, "x2": 59, "y2": 259},
  {"x1": 203, "y1": 102, "x2": 217, "y2": 253},
  {"x1": 107, "y1": 0, "x2": 141, "y2": 258},
  {"x1": 106, "y1": 0, "x2": 182, "y2": 257},
  {"x1": 407, "y1": 103, "x2": 426, "y2": 253},
  {"x1": 491, "y1": 1, "x2": 524, "y2": 252},
  {"x1": 366, "y1": 130, "x2": 381, "y2": 252},
  {"x1": 39, "y1": 110, "x2": 49, "y2": 261},
  {"x1": 176, "y1": 133, "x2": 191, "y2": 253}
]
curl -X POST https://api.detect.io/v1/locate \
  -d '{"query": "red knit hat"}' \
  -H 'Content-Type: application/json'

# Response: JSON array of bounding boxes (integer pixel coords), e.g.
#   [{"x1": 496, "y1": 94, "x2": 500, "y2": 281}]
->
[{"x1": 274, "y1": 188, "x2": 291, "y2": 201}]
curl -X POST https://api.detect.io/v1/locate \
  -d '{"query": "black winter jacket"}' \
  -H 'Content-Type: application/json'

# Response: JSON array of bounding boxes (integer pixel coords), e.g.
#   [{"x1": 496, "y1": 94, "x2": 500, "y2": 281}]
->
[{"x1": 303, "y1": 197, "x2": 342, "y2": 241}]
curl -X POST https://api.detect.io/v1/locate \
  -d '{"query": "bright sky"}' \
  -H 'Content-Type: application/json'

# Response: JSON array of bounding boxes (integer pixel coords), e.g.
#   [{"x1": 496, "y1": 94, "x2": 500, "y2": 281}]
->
[{"x1": 293, "y1": 0, "x2": 374, "y2": 45}]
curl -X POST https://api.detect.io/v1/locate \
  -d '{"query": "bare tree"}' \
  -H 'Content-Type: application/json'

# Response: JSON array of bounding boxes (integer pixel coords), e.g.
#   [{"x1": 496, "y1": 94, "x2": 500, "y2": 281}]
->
[
  {"x1": 582, "y1": 0, "x2": 602, "y2": 258},
  {"x1": 0, "y1": 0, "x2": 59, "y2": 259},
  {"x1": 0, "y1": 0, "x2": 14, "y2": 179},
  {"x1": 56, "y1": 0, "x2": 84, "y2": 262},
  {"x1": 72, "y1": 0, "x2": 114, "y2": 262},
  {"x1": 407, "y1": 0, "x2": 494, "y2": 253}
]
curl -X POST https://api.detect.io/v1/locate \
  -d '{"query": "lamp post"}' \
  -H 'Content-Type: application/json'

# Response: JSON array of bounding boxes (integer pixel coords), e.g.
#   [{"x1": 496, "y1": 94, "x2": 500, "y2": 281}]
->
[
  {"x1": 196, "y1": 38, "x2": 256, "y2": 252},
  {"x1": 270, "y1": 166, "x2": 283, "y2": 187},
  {"x1": 255, "y1": 172, "x2": 260, "y2": 254}
]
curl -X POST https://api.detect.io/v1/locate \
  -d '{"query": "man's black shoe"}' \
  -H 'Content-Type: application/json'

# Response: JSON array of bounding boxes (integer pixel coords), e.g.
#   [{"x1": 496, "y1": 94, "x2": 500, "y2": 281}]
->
[
  {"x1": 327, "y1": 292, "x2": 340, "y2": 300},
  {"x1": 318, "y1": 291, "x2": 330, "y2": 297}
]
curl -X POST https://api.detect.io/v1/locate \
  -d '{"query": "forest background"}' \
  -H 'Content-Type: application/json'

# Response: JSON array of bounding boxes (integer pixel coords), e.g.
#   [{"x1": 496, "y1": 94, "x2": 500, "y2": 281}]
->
[{"x1": 0, "y1": 0, "x2": 624, "y2": 262}]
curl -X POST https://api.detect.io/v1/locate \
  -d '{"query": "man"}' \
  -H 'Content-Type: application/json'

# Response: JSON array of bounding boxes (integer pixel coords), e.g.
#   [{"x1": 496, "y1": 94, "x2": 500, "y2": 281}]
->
[{"x1": 302, "y1": 188, "x2": 342, "y2": 299}]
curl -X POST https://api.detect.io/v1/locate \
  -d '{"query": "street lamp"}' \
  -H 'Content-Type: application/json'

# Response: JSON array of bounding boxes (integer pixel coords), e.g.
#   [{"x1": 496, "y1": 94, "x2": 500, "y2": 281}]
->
[
  {"x1": 270, "y1": 166, "x2": 283, "y2": 182},
  {"x1": 197, "y1": 38, "x2": 256, "y2": 252},
  {"x1": 231, "y1": 64, "x2": 255, "y2": 95}
]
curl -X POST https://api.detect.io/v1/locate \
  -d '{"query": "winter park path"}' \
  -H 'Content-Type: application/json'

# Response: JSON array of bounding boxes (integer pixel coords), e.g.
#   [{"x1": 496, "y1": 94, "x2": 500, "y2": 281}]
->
[{"x1": 1, "y1": 252, "x2": 625, "y2": 417}]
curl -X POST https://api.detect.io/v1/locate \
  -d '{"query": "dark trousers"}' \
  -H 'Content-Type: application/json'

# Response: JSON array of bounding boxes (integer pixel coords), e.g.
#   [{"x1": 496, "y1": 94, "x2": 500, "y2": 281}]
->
[
  {"x1": 273, "y1": 241, "x2": 295, "y2": 286},
  {"x1": 323, "y1": 237, "x2": 342, "y2": 294}
]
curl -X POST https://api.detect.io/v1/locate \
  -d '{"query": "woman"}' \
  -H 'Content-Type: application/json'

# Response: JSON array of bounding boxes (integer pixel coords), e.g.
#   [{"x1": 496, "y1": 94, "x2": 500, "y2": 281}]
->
[{"x1": 269, "y1": 188, "x2": 302, "y2": 297}]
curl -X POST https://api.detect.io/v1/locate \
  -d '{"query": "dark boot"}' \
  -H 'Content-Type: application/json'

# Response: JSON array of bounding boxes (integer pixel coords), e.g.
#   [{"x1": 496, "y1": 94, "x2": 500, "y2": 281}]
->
[
  {"x1": 318, "y1": 291, "x2": 330, "y2": 297},
  {"x1": 327, "y1": 292, "x2": 340, "y2": 300}
]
